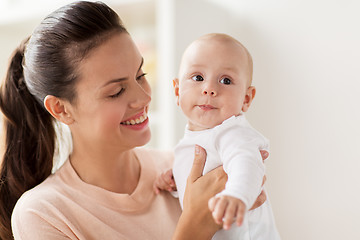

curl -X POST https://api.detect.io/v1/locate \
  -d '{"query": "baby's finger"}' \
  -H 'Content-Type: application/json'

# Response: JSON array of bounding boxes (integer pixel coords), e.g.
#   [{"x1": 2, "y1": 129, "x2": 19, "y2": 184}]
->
[
  {"x1": 160, "y1": 175, "x2": 173, "y2": 191},
  {"x1": 163, "y1": 170, "x2": 176, "y2": 187},
  {"x1": 212, "y1": 198, "x2": 227, "y2": 225},
  {"x1": 155, "y1": 174, "x2": 172, "y2": 191},
  {"x1": 153, "y1": 179, "x2": 161, "y2": 194},
  {"x1": 223, "y1": 202, "x2": 236, "y2": 230},
  {"x1": 158, "y1": 174, "x2": 168, "y2": 187},
  {"x1": 236, "y1": 204, "x2": 246, "y2": 226},
  {"x1": 208, "y1": 196, "x2": 218, "y2": 212}
]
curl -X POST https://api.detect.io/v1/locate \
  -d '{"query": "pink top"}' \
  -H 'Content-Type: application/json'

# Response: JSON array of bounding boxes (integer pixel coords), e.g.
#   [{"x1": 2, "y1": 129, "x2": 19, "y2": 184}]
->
[{"x1": 11, "y1": 148, "x2": 181, "y2": 240}]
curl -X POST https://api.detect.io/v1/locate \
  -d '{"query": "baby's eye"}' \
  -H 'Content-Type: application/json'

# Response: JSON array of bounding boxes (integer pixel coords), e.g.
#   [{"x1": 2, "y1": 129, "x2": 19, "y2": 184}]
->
[
  {"x1": 191, "y1": 75, "x2": 204, "y2": 81},
  {"x1": 220, "y1": 77, "x2": 232, "y2": 85}
]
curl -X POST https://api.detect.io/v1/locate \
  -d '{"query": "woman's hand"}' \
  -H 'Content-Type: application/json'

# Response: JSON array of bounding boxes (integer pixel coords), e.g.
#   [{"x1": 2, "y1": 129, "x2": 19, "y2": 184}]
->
[
  {"x1": 249, "y1": 150, "x2": 268, "y2": 210},
  {"x1": 172, "y1": 145, "x2": 226, "y2": 240},
  {"x1": 172, "y1": 147, "x2": 268, "y2": 240}
]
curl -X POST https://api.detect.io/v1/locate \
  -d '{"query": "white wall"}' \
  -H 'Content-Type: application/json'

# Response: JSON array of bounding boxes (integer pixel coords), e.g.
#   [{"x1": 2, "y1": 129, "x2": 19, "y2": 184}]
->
[
  {"x1": 1, "y1": 0, "x2": 359, "y2": 239},
  {"x1": 171, "y1": 0, "x2": 360, "y2": 239}
]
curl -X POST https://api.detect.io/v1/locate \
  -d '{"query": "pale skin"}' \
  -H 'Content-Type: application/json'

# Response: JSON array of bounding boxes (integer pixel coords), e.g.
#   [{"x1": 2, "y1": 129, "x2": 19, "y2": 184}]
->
[
  {"x1": 42, "y1": 31, "x2": 251, "y2": 239},
  {"x1": 155, "y1": 33, "x2": 265, "y2": 230}
]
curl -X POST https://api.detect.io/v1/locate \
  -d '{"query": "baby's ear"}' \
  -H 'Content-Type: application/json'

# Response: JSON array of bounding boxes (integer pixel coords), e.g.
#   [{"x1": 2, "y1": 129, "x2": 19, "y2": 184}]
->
[
  {"x1": 173, "y1": 78, "x2": 180, "y2": 106},
  {"x1": 242, "y1": 86, "x2": 256, "y2": 112}
]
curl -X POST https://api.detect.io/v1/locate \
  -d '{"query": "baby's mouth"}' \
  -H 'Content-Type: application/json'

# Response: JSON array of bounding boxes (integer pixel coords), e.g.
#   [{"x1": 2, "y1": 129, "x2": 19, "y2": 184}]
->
[
  {"x1": 198, "y1": 104, "x2": 216, "y2": 110},
  {"x1": 120, "y1": 112, "x2": 148, "y2": 125}
]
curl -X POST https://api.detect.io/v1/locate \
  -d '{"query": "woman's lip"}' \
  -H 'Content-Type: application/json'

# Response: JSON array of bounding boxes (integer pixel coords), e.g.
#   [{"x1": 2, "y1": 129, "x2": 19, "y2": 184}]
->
[
  {"x1": 122, "y1": 111, "x2": 145, "y2": 122},
  {"x1": 121, "y1": 117, "x2": 149, "y2": 130}
]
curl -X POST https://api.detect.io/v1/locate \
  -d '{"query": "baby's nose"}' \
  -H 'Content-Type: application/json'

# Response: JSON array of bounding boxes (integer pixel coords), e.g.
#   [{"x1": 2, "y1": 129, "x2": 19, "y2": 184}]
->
[{"x1": 202, "y1": 89, "x2": 217, "y2": 96}]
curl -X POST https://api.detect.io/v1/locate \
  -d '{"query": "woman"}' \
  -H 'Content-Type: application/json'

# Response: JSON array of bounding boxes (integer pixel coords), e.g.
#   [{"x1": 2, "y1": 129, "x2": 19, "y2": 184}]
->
[{"x1": 0, "y1": 2, "x2": 266, "y2": 239}]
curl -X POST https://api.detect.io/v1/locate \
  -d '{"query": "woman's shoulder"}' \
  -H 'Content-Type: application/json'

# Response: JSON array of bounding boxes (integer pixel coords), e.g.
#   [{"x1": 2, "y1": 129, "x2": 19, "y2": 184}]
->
[
  {"x1": 11, "y1": 174, "x2": 70, "y2": 238},
  {"x1": 12, "y1": 174, "x2": 62, "y2": 215}
]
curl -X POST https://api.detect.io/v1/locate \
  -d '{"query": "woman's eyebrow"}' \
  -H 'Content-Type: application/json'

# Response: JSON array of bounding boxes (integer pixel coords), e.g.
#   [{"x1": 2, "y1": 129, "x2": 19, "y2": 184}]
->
[
  {"x1": 100, "y1": 57, "x2": 144, "y2": 89},
  {"x1": 101, "y1": 77, "x2": 128, "y2": 88}
]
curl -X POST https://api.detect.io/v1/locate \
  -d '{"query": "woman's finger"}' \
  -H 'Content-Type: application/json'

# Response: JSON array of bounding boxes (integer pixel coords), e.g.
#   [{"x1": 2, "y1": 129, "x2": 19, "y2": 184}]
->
[
  {"x1": 262, "y1": 175, "x2": 267, "y2": 186},
  {"x1": 188, "y1": 145, "x2": 207, "y2": 183},
  {"x1": 249, "y1": 190, "x2": 267, "y2": 210},
  {"x1": 259, "y1": 150, "x2": 269, "y2": 161}
]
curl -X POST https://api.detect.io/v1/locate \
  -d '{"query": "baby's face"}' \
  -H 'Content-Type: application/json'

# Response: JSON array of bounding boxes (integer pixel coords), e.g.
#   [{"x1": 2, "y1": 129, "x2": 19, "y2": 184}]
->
[{"x1": 175, "y1": 37, "x2": 253, "y2": 131}]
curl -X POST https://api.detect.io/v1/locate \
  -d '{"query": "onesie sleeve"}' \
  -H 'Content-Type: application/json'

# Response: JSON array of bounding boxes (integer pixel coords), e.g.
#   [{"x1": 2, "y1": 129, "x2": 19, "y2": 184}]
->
[{"x1": 215, "y1": 125, "x2": 268, "y2": 210}]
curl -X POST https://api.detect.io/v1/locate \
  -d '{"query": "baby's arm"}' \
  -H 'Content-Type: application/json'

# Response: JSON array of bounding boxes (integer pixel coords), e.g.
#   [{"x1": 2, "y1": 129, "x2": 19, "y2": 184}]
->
[
  {"x1": 208, "y1": 172, "x2": 267, "y2": 230},
  {"x1": 153, "y1": 169, "x2": 177, "y2": 194},
  {"x1": 211, "y1": 126, "x2": 268, "y2": 229},
  {"x1": 208, "y1": 195, "x2": 246, "y2": 230}
]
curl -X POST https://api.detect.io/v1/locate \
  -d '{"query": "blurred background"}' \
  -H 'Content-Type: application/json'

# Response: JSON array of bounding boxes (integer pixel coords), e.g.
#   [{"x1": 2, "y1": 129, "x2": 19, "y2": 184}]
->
[{"x1": 1, "y1": 0, "x2": 360, "y2": 239}]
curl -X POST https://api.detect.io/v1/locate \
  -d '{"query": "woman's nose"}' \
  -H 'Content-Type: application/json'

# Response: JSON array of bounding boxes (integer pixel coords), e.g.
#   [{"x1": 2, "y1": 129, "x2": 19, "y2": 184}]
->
[{"x1": 129, "y1": 84, "x2": 151, "y2": 108}]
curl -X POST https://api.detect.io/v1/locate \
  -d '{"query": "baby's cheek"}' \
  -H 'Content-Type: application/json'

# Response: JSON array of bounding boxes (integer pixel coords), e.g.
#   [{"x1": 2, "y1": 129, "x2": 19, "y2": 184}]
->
[{"x1": 179, "y1": 88, "x2": 196, "y2": 105}]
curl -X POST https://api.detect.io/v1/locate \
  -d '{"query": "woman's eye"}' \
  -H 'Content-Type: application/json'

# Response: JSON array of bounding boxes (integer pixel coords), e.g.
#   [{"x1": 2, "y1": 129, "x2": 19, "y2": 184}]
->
[
  {"x1": 191, "y1": 75, "x2": 204, "y2": 81},
  {"x1": 137, "y1": 73, "x2": 147, "y2": 81},
  {"x1": 109, "y1": 88, "x2": 124, "y2": 98},
  {"x1": 220, "y1": 77, "x2": 232, "y2": 85}
]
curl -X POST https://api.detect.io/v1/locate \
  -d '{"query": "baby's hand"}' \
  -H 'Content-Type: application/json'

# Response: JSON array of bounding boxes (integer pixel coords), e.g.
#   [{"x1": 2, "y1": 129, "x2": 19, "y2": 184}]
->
[
  {"x1": 153, "y1": 169, "x2": 177, "y2": 194},
  {"x1": 208, "y1": 195, "x2": 246, "y2": 230}
]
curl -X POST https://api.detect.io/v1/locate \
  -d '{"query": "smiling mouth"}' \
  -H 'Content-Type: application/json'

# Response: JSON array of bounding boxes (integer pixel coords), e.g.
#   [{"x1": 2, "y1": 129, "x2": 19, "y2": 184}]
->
[{"x1": 120, "y1": 112, "x2": 148, "y2": 125}]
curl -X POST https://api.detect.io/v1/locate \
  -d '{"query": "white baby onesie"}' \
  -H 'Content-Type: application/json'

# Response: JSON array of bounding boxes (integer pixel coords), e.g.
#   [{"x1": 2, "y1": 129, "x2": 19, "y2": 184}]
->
[{"x1": 173, "y1": 115, "x2": 281, "y2": 240}]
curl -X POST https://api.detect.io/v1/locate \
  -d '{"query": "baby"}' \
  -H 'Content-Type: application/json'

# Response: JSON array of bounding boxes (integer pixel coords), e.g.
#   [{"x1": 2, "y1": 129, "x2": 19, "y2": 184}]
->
[{"x1": 155, "y1": 33, "x2": 280, "y2": 239}]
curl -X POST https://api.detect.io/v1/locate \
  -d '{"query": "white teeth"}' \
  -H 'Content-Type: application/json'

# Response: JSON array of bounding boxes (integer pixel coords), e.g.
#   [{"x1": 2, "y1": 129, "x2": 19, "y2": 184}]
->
[{"x1": 121, "y1": 112, "x2": 148, "y2": 125}]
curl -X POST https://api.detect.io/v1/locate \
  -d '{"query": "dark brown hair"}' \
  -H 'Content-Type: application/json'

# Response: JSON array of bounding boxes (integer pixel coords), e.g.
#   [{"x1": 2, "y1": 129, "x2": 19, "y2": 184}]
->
[{"x1": 0, "y1": 1, "x2": 127, "y2": 239}]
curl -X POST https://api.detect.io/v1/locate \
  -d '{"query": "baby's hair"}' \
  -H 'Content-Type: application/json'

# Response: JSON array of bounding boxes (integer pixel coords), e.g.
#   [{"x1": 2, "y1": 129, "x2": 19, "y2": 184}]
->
[{"x1": 196, "y1": 33, "x2": 253, "y2": 86}]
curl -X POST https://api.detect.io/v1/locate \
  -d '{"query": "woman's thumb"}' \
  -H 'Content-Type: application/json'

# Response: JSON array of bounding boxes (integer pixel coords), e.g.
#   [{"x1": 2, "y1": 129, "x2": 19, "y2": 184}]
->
[{"x1": 188, "y1": 145, "x2": 207, "y2": 182}]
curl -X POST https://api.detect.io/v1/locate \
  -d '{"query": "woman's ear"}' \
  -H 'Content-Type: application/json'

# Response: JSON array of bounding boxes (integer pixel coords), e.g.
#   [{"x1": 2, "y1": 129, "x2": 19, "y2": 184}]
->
[
  {"x1": 44, "y1": 95, "x2": 75, "y2": 125},
  {"x1": 173, "y1": 78, "x2": 180, "y2": 106},
  {"x1": 242, "y1": 86, "x2": 256, "y2": 112}
]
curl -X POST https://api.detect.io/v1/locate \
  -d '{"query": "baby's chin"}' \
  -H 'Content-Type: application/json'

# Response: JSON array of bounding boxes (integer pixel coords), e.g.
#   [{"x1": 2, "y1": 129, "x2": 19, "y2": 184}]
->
[{"x1": 187, "y1": 120, "x2": 222, "y2": 131}]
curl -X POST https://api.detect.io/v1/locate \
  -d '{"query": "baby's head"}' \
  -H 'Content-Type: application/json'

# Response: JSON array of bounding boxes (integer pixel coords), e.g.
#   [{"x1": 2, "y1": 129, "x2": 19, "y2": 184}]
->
[{"x1": 174, "y1": 33, "x2": 256, "y2": 131}]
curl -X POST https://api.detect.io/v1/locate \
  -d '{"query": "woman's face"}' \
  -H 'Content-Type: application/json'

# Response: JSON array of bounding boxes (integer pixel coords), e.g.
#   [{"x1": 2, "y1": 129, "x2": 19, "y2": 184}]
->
[{"x1": 69, "y1": 32, "x2": 151, "y2": 152}]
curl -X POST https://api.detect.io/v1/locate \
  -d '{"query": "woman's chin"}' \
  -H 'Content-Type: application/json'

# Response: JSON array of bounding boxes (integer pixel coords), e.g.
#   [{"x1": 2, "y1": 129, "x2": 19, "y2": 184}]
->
[{"x1": 136, "y1": 130, "x2": 151, "y2": 147}]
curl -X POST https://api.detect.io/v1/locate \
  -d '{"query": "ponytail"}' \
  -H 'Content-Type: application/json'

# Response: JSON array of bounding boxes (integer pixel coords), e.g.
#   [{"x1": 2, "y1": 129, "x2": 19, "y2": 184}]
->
[{"x1": 0, "y1": 38, "x2": 55, "y2": 240}]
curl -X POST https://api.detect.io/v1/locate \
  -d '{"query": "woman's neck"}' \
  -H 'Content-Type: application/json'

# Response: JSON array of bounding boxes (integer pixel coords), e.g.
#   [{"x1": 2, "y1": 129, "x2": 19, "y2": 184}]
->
[{"x1": 69, "y1": 147, "x2": 141, "y2": 194}]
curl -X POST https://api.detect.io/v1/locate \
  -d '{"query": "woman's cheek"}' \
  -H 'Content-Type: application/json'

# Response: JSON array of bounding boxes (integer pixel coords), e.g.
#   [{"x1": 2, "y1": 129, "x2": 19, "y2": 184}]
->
[{"x1": 101, "y1": 104, "x2": 125, "y2": 128}]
